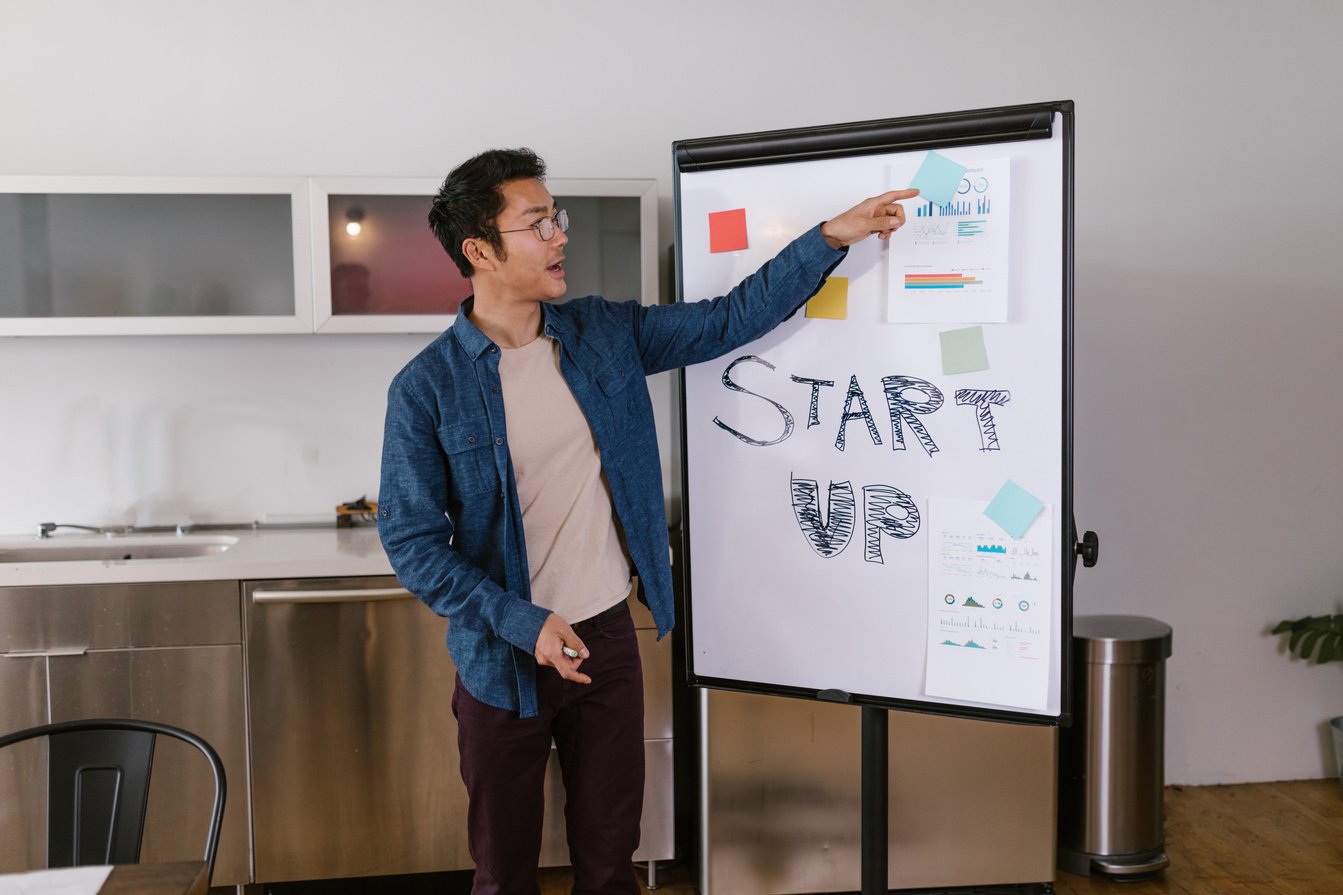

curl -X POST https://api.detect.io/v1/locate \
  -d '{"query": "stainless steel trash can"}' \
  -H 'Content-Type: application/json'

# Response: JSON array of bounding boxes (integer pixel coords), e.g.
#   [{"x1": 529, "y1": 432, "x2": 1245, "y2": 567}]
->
[{"x1": 1058, "y1": 615, "x2": 1173, "y2": 878}]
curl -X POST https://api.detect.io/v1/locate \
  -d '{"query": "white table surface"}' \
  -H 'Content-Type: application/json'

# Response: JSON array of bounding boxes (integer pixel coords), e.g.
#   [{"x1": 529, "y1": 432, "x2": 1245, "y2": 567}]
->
[{"x1": 0, "y1": 865, "x2": 112, "y2": 895}]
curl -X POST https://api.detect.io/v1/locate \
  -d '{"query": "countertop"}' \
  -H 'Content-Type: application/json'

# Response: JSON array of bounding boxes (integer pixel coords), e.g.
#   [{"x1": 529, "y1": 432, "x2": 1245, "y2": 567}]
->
[{"x1": 0, "y1": 526, "x2": 394, "y2": 587}]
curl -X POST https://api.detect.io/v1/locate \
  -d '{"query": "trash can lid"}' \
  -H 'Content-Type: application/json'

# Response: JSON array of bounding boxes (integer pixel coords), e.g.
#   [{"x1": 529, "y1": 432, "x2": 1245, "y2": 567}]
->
[{"x1": 1073, "y1": 615, "x2": 1173, "y2": 664}]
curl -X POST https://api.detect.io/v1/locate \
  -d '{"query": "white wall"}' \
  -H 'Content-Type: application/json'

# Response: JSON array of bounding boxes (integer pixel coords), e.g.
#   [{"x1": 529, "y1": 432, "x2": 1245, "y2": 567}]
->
[{"x1": 2, "y1": 0, "x2": 1340, "y2": 785}]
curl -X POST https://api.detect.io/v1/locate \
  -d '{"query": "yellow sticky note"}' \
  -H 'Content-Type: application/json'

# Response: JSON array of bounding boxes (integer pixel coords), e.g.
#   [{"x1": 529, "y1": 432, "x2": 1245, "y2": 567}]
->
[{"x1": 806, "y1": 276, "x2": 849, "y2": 320}]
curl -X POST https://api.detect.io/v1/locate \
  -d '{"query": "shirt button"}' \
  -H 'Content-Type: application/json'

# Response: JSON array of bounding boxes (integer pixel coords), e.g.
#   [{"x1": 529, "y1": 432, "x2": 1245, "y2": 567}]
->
[
  {"x1": 492, "y1": 386, "x2": 500, "y2": 394},
  {"x1": 466, "y1": 435, "x2": 476, "y2": 444},
  {"x1": 489, "y1": 346, "x2": 497, "y2": 353},
  {"x1": 495, "y1": 437, "x2": 504, "y2": 445}
]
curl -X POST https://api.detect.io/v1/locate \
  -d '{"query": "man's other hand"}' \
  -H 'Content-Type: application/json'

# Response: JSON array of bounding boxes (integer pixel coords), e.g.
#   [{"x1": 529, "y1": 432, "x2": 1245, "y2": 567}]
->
[
  {"x1": 534, "y1": 613, "x2": 592, "y2": 684},
  {"x1": 820, "y1": 188, "x2": 920, "y2": 249}
]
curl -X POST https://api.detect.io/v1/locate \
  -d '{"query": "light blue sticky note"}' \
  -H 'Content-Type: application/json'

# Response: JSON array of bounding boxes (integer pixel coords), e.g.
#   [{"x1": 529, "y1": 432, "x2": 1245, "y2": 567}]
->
[
  {"x1": 909, "y1": 151, "x2": 969, "y2": 206},
  {"x1": 984, "y1": 480, "x2": 1045, "y2": 540},
  {"x1": 940, "y1": 326, "x2": 989, "y2": 375}
]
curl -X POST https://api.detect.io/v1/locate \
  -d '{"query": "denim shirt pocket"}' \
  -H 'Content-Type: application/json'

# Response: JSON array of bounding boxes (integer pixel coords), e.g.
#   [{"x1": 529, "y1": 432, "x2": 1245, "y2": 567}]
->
[
  {"x1": 594, "y1": 365, "x2": 634, "y2": 411},
  {"x1": 439, "y1": 422, "x2": 498, "y2": 498}
]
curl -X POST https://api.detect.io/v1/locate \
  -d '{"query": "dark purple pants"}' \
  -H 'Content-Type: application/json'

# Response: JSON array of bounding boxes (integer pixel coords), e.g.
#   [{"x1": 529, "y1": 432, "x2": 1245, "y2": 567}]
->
[{"x1": 452, "y1": 601, "x2": 644, "y2": 895}]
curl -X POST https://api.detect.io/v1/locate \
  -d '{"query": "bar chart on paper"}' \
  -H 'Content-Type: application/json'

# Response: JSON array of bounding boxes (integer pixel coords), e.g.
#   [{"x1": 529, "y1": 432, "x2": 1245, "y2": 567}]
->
[
  {"x1": 888, "y1": 155, "x2": 1011, "y2": 323},
  {"x1": 915, "y1": 196, "x2": 993, "y2": 217},
  {"x1": 905, "y1": 273, "x2": 985, "y2": 289}
]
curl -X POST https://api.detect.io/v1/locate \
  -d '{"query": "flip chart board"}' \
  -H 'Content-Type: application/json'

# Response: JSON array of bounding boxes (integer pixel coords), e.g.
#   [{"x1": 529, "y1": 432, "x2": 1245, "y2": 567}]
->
[{"x1": 675, "y1": 102, "x2": 1077, "y2": 724}]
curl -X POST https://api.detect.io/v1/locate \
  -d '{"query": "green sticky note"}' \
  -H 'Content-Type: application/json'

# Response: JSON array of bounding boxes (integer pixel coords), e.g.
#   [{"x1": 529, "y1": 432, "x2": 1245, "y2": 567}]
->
[
  {"x1": 910, "y1": 151, "x2": 968, "y2": 206},
  {"x1": 985, "y1": 480, "x2": 1045, "y2": 539},
  {"x1": 939, "y1": 326, "x2": 989, "y2": 375}
]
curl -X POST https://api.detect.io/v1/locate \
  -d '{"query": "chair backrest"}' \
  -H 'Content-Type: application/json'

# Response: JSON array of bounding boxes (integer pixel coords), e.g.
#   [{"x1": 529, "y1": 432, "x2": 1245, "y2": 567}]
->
[{"x1": 0, "y1": 718, "x2": 226, "y2": 878}]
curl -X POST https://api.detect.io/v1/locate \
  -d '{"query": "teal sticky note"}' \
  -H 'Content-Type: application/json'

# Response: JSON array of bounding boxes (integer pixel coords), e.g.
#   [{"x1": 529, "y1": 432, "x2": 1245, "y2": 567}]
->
[
  {"x1": 984, "y1": 481, "x2": 1045, "y2": 540},
  {"x1": 939, "y1": 326, "x2": 989, "y2": 375},
  {"x1": 909, "y1": 151, "x2": 968, "y2": 206}
]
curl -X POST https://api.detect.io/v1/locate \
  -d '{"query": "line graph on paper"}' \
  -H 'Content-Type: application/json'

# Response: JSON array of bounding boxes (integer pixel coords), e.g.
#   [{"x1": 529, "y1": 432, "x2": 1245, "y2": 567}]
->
[
  {"x1": 911, "y1": 221, "x2": 953, "y2": 246},
  {"x1": 924, "y1": 498, "x2": 1054, "y2": 710}
]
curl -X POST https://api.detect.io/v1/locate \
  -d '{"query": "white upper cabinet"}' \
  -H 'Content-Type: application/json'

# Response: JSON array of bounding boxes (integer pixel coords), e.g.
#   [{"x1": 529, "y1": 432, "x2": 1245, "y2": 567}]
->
[
  {"x1": 0, "y1": 175, "x2": 658, "y2": 336},
  {"x1": 311, "y1": 177, "x2": 659, "y2": 334},
  {"x1": 0, "y1": 176, "x2": 313, "y2": 336},
  {"x1": 309, "y1": 176, "x2": 460, "y2": 334}
]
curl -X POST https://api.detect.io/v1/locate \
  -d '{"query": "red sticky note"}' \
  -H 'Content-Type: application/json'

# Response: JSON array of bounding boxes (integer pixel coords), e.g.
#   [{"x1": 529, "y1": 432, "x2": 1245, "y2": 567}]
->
[{"x1": 708, "y1": 208, "x2": 749, "y2": 253}]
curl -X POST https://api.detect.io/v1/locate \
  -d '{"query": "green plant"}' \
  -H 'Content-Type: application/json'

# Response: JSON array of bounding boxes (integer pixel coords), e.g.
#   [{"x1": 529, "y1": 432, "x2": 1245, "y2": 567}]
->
[{"x1": 1273, "y1": 615, "x2": 1343, "y2": 664}]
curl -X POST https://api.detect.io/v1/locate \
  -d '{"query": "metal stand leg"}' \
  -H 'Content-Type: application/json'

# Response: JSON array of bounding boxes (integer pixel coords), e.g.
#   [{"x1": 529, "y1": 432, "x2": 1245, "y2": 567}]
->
[
  {"x1": 645, "y1": 859, "x2": 658, "y2": 889},
  {"x1": 861, "y1": 705, "x2": 889, "y2": 895}
]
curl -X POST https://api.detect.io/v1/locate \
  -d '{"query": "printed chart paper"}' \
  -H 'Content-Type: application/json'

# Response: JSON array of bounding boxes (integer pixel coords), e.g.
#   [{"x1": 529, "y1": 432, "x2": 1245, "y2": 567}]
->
[
  {"x1": 924, "y1": 498, "x2": 1053, "y2": 710},
  {"x1": 888, "y1": 156, "x2": 1011, "y2": 323}
]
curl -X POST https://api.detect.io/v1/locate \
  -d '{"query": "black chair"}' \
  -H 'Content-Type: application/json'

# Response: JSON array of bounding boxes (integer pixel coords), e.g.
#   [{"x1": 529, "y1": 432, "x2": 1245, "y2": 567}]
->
[{"x1": 0, "y1": 717, "x2": 226, "y2": 877}]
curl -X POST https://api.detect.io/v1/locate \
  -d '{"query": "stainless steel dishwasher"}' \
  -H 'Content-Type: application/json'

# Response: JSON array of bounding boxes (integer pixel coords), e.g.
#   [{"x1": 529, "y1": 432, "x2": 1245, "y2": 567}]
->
[
  {"x1": 244, "y1": 575, "x2": 675, "y2": 884},
  {"x1": 244, "y1": 575, "x2": 467, "y2": 883}
]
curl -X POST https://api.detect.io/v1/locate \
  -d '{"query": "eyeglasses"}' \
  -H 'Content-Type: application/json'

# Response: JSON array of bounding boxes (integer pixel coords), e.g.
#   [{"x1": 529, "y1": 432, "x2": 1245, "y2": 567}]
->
[{"x1": 496, "y1": 208, "x2": 569, "y2": 242}]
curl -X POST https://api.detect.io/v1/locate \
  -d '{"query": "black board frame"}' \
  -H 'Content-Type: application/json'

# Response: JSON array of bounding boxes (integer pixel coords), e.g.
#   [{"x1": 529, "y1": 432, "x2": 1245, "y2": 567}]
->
[{"x1": 674, "y1": 100, "x2": 1079, "y2": 727}]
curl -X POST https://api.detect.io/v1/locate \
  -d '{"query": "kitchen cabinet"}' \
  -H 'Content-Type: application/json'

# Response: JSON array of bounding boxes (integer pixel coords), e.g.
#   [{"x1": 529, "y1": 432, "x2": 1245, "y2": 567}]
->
[
  {"x1": 0, "y1": 580, "x2": 250, "y2": 885},
  {"x1": 0, "y1": 655, "x2": 45, "y2": 871},
  {"x1": 0, "y1": 544, "x2": 675, "y2": 886},
  {"x1": 0, "y1": 175, "x2": 659, "y2": 337},
  {"x1": 0, "y1": 176, "x2": 313, "y2": 336},
  {"x1": 309, "y1": 177, "x2": 659, "y2": 333}
]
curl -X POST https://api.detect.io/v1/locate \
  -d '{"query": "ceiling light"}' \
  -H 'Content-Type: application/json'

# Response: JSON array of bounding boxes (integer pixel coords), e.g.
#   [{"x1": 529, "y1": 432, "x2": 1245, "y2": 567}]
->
[{"x1": 345, "y1": 206, "x2": 365, "y2": 237}]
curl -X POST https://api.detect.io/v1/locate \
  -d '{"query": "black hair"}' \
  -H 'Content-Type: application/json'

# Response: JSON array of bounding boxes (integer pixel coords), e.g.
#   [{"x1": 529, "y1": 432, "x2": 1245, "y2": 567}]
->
[{"x1": 428, "y1": 148, "x2": 547, "y2": 278}]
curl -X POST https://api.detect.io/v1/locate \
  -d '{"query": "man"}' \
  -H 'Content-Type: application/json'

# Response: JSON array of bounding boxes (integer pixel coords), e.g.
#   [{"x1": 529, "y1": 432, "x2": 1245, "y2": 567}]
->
[{"x1": 378, "y1": 147, "x2": 915, "y2": 894}]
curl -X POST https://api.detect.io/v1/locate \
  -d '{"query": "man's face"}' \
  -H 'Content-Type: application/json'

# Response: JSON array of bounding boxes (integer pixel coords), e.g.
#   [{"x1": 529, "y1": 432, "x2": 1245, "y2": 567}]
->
[{"x1": 485, "y1": 177, "x2": 568, "y2": 303}]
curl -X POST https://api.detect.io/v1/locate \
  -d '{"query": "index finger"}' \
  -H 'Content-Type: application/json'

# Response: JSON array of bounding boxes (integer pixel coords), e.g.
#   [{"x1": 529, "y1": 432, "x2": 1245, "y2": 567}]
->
[{"x1": 870, "y1": 188, "x2": 920, "y2": 206}]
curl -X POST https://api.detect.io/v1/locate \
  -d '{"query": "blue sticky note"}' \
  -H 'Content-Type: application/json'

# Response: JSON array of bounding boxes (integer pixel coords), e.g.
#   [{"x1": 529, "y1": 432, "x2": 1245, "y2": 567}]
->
[
  {"x1": 984, "y1": 480, "x2": 1045, "y2": 539},
  {"x1": 909, "y1": 151, "x2": 969, "y2": 206}
]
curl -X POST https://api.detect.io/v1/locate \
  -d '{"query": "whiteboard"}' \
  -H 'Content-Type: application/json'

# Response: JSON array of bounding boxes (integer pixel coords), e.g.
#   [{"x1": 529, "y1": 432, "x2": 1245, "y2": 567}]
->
[{"x1": 676, "y1": 103, "x2": 1075, "y2": 724}]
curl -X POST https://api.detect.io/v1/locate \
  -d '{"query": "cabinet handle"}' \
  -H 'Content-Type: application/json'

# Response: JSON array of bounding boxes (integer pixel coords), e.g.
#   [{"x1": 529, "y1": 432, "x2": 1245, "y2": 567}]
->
[
  {"x1": 251, "y1": 587, "x2": 412, "y2": 604},
  {"x1": 2, "y1": 646, "x2": 88, "y2": 658}
]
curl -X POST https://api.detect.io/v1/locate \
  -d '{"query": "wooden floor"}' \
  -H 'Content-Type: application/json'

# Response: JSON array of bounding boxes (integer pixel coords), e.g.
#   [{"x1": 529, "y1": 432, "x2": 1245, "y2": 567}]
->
[
  {"x1": 536, "y1": 779, "x2": 1343, "y2": 895},
  {"x1": 1053, "y1": 779, "x2": 1343, "y2": 895}
]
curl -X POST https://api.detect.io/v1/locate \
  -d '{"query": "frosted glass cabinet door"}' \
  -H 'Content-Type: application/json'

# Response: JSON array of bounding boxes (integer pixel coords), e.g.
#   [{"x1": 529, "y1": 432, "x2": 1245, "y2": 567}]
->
[
  {"x1": 311, "y1": 177, "x2": 659, "y2": 333},
  {"x1": 0, "y1": 176, "x2": 313, "y2": 335}
]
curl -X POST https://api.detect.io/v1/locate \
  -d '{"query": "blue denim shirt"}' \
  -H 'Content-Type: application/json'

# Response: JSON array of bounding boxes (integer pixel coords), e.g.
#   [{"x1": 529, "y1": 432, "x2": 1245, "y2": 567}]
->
[{"x1": 378, "y1": 224, "x2": 844, "y2": 717}]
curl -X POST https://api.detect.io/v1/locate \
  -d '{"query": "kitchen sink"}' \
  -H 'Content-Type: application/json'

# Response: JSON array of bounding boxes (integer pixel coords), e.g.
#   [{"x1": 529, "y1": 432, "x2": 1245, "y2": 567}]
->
[{"x1": 0, "y1": 535, "x2": 237, "y2": 563}]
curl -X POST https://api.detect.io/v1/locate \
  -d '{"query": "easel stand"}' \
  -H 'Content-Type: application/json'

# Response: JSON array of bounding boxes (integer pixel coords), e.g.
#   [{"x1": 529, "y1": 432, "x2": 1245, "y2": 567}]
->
[{"x1": 861, "y1": 705, "x2": 888, "y2": 895}]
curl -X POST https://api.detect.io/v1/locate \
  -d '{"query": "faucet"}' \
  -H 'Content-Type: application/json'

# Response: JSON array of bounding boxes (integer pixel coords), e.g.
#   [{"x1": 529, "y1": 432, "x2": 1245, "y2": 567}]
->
[{"x1": 37, "y1": 522, "x2": 129, "y2": 539}]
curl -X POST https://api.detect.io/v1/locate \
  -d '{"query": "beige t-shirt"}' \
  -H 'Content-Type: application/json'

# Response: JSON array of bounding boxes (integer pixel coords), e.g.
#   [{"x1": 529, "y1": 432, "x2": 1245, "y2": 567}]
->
[{"x1": 497, "y1": 334, "x2": 632, "y2": 623}]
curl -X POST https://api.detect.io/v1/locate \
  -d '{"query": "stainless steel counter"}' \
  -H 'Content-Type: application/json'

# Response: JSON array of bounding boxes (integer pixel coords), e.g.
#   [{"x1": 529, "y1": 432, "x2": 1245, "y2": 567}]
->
[{"x1": 0, "y1": 527, "x2": 392, "y2": 587}]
